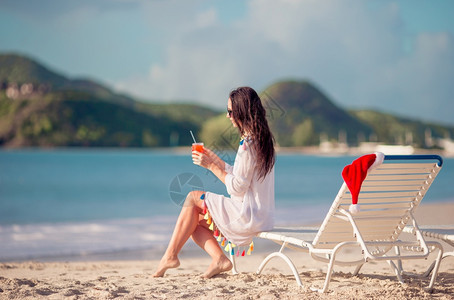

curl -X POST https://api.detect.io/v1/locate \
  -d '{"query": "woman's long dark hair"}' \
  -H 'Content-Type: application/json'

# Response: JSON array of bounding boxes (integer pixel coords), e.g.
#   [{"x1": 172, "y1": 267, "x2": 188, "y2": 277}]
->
[{"x1": 229, "y1": 87, "x2": 275, "y2": 180}]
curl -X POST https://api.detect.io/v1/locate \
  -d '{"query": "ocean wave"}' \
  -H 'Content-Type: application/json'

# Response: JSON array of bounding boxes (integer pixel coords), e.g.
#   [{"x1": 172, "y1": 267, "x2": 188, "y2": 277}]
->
[
  {"x1": 0, "y1": 216, "x2": 177, "y2": 261},
  {"x1": 0, "y1": 204, "x2": 327, "y2": 262}
]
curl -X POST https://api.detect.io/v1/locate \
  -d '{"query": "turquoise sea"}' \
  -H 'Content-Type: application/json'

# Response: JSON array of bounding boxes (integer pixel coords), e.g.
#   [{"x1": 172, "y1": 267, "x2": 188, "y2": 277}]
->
[{"x1": 1, "y1": 149, "x2": 452, "y2": 261}]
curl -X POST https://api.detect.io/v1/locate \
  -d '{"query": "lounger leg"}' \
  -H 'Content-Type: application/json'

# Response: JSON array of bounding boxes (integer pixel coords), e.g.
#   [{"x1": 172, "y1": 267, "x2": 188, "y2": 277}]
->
[
  {"x1": 395, "y1": 246, "x2": 403, "y2": 275},
  {"x1": 426, "y1": 242, "x2": 443, "y2": 291},
  {"x1": 313, "y1": 250, "x2": 338, "y2": 293},
  {"x1": 384, "y1": 246, "x2": 405, "y2": 283},
  {"x1": 230, "y1": 250, "x2": 239, "y2": 275},
  {"x1": 352, "y1": 263, "x2": 363, "y2": 276},
  {"x1": 387, "y1": 260, "x2": 404, "y2": 284},
  {"x1": 256, "y1": 242, "x2": 304, "y2": 288},
  {"x1": 423, "y1": 261, "x2": 436, "y2": 278},
  {"x1": 423, "y1": 251, "x2": 452, "y2": 277},
  {"x1": 326, "y1": 254, "x2": 335, "y2": 275}
]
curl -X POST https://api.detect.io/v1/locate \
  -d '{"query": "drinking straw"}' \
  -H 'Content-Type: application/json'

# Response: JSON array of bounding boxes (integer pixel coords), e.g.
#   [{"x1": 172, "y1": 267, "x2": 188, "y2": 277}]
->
[{"x1": 190, "y1": 130, "x2": 197, "y2": 143}]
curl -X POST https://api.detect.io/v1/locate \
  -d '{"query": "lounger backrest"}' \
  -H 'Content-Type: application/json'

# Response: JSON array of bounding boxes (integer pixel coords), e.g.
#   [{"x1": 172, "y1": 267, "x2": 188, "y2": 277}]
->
[{"x1": 313, "y1": 155, "x2": 443, "y2": 249}]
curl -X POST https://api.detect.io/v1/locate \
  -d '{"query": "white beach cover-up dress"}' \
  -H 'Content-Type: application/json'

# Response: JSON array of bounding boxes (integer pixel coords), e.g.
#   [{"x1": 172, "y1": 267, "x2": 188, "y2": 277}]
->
[{"x1": 204, "y1": 138, "x2": 275, "y2": 246}]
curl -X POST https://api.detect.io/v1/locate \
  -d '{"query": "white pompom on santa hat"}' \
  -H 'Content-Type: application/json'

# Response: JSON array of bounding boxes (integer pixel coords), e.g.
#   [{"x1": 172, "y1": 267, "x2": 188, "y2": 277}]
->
[{"x1": 342, "y1": 152, "x2": 385, "y2": 214}]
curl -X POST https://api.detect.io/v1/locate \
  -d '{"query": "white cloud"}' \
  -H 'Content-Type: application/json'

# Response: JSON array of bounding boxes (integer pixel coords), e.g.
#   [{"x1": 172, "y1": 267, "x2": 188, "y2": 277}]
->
[
  {"x1": 195, "y1": 8, "x2": 218, "y2": 29},
  {"x1": 114, "y1": 0, "x2": 454, "y2": 124}
]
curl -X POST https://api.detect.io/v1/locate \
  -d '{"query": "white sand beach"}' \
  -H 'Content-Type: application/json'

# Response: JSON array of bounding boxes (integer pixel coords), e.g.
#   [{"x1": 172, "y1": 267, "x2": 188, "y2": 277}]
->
[{"x1": 1, "y1": 202, "x2": 453, "y2": 299}]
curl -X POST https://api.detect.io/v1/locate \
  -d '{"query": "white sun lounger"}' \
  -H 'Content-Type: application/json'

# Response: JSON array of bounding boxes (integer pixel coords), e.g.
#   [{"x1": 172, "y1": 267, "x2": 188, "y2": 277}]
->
[{"x1": 256, "y1": 155, "x2": 444, "y2": 293}]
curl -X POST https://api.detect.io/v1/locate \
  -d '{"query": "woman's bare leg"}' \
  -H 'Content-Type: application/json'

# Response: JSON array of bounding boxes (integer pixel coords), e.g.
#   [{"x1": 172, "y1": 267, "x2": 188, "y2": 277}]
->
[
  {"x1": 191, "y1": 224, "x2": 233, "y2": 278},
  {"x1": 152, "y1": 190, "x2": 204, "y2": 277}
]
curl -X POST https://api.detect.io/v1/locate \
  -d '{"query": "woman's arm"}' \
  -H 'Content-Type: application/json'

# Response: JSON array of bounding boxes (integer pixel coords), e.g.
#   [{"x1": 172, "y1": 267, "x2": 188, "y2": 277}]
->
[
  {"x1": 206, "y1": 149, "x2": 226, "y2": 172},
  {"x1": 224, "y1": 144, "x2": 255, "y2": 196},
  {"x1": 208, "y1": 161, "x2": 227, "y2": 184}
]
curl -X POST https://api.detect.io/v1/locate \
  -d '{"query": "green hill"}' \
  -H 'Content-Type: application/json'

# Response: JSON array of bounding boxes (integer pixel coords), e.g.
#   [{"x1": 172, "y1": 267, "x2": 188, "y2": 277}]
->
[
  {"x1": 0, "y1": 53, "x2": 68, "y2": 88},
  {"x1": 200, "y1": 80, "x2": 374, "y2": 148},
  {"x1": 0, "y1": 54, "x2": 218, "y2": 147},
  {"x1": 135, "y1": 102, "x2": 219, "y2": 128},
  {"x1": 1, "y1": 53, "x2": 453, "y2": 149},
  {"x1": 0, "y1": 90, "x2": 205, "y2": 147},
  {"x1": 201, "y1": 80, "x2": 454, "y2": 149},
  {"x1": 260, "y1": 80, "x2": 373, "y2": 146},
  {"x1": 0, "y1": 53, "x2": 137, "y2": 107},
  {"x1": 350, "y1": 110, "x2": 454, "y2": 147}
]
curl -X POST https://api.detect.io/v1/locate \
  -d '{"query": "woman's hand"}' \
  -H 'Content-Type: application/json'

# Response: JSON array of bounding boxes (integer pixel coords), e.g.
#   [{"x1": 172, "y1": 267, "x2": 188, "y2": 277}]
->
[{"x1": 192, "y1": 148, "x2": 215, "y2": 169}]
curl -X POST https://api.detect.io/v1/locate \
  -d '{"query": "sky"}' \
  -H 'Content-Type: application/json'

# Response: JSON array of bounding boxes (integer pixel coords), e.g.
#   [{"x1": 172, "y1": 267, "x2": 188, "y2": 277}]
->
[{"x1": 1, "y1": 0, "x2": 454, "y2": 125}]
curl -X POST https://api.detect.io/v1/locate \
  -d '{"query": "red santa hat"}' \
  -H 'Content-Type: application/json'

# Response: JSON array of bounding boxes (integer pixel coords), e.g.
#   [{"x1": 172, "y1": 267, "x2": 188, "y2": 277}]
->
[{"x1": 342, "y1": 152, "x2": 385, "y2": 214}]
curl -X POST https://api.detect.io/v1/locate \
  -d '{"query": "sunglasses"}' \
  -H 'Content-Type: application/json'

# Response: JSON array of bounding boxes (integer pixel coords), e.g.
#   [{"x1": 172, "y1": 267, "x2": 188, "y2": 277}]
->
[{"x1": 227, "y1": 109, "x2": 233, "y2": 117}]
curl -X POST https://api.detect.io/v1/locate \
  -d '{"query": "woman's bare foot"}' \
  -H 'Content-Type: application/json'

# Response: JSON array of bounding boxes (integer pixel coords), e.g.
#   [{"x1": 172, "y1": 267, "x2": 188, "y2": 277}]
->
[
  {"x1": 202, "y1": 255, "x2": 233, "y2": 279},
  {"x1": 152, "y1": 256, "x2": 180, "y2": 277}
]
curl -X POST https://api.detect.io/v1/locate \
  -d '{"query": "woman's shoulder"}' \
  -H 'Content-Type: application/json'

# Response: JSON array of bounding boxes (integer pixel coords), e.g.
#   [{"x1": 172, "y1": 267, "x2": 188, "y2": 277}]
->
[
  {"x1": 239, "y1": 136, "x2": 252, "y2": 149},
  {"x1": 238, "y1": 137, "x2": 258, "y2": 158}
]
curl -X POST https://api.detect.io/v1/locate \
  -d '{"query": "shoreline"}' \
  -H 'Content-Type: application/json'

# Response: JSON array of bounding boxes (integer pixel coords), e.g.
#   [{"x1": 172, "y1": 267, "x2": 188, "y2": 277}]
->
[{"x1": 1, "y1": 145, "x2": 452, "y2": 157}]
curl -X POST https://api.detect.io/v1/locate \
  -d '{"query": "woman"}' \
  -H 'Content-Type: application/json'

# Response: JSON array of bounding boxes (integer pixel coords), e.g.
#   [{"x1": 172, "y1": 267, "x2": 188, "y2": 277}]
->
[{"x1": 153, "y1": 87, "x2": 275, "y2": 278}]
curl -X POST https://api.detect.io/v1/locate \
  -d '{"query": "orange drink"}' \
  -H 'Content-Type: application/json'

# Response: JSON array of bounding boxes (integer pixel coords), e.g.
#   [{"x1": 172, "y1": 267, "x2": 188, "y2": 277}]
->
[{"x1": 192, "y1": 142, "x2": 204, "y2": 153}]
